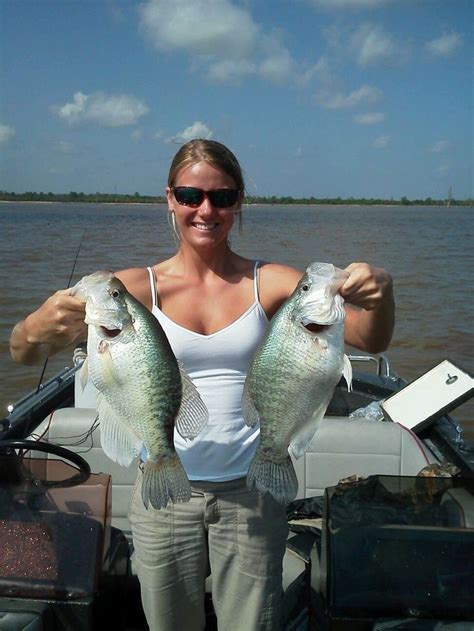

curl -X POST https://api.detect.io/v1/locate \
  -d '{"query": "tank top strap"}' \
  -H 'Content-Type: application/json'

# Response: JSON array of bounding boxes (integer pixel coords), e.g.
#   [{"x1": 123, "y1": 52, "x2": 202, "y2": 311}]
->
[
  {"x1": 147, "y1": 266, "x2": 158, "y2": 310},
  {"x1": 253, "y1": 260, "x2": 261, "y2": 304},
  {"x1": 148, "y1": 263, "x2": 260, "y2": 311}
]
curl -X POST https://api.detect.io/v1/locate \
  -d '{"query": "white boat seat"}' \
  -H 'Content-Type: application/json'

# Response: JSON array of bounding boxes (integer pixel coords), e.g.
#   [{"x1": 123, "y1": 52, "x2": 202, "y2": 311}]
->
[{"x1": 292, "y1": 415, "x2": 435, "y2": 498}]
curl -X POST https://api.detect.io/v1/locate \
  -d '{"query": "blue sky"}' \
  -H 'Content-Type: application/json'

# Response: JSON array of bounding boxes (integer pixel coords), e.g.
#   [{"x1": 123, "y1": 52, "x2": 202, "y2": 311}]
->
[{"x1": 0, "y1": 0, "x2": 472, "y2": 200}]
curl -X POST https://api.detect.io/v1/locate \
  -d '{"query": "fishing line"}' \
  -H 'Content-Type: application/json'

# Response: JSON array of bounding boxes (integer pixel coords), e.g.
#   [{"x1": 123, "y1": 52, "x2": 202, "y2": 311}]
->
[
  {"x1": 31, "y1": 414, "x2": 100, "y2": 453},
  {"x1": 35, "y1": 229, "x2": 87, "y2": 395}
]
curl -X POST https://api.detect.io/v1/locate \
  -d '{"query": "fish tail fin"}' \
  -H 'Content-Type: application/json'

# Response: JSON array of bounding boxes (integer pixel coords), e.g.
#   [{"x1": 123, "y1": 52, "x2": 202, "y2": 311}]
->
[
  {"x1": 247, "y1": 450, "x2": 298, "y2": 504},
  {"x1": 141, "y1": 455, "x2": 192, "y2": 510}
]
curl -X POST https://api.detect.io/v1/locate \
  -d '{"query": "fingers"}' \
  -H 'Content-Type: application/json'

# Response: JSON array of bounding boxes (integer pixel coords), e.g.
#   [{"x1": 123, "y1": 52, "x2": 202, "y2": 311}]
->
[
  {"x1": 340, "y1": 262, "x2": 393, "y2": 311},
  {"x1": 26, "y1": 290, "x2": 87, "y2": 346}
]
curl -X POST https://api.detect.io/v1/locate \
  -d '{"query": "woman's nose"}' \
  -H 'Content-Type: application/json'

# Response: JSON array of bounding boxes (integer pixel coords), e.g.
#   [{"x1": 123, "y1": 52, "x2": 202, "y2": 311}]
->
[{"x1": 197, "y1": 198, "x2": 215, "y2": 216}]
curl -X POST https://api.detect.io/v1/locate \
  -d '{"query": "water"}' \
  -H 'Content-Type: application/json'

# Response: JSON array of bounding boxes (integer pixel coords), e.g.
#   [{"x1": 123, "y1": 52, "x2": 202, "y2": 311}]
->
[{"x1": 0, "y1": 202, "x2": 472, "y2": 436}]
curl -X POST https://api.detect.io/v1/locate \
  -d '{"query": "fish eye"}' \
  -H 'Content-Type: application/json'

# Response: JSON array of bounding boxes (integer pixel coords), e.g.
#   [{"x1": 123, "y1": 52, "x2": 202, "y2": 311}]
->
[
  {"x1": 301, "y1": 283, "x2": 310, "y2": 292},
  {"x1": 110, "y1": 289, "x2": 121, "y2": 298}
]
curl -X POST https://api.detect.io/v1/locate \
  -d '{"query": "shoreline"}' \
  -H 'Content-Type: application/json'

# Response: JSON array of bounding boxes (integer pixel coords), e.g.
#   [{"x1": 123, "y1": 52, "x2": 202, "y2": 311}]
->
[{"x1": 1, "y1": 200, "x2": 471, "y2": 209}]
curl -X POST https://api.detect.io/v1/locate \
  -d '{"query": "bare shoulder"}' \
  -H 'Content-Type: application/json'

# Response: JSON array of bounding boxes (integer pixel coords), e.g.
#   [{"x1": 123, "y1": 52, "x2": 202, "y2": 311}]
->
[
  {"x1": 258, "y1": 262, "x2": 303, "y2": 319},
  {"x1": 114, "y1": 267, "x2": 152, "y2": 309}
]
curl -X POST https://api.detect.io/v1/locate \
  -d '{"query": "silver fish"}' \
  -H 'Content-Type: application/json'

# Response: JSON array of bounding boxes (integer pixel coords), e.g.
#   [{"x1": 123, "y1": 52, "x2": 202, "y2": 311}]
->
[
  {"x1": 72, "y1": 270, "x2": 208, "y2": 509},
  {"x1": 242, "y1": 262, "x2": 352, "y2": 504}
]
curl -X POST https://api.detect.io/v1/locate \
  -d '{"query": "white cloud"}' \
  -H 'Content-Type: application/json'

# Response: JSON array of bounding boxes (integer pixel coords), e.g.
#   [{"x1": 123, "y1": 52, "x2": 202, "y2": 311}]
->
[
  {"x1": 207, "y1": 59, "x2": 256, "y2": 82},
  {"x1": 140, "y1": 0, "x2": 258, "y2": 58},
  {"x1": 372, "y1": 134, "x2": 390, "y2": 148},
  {"x1": 297, "y1": 57, "x2": 332, "y2": 87},
  {"x1": 308, "y1": 0, "x2": 391, "y2": 8},
  {"x1": 0, "y1": 124, "x2": 15, "y2": 144},
  {"x1": 430, "y1": 140, "x2": 450, "y2": 153},
  {"x1": 435, "y1": 164, "x2": 450, "y2": 177},
  {"x1": 316, "y1": 85, "x2": 383, "y2": 109},
  {"x1": 171, "y1": 121, "x2": 214, "y2": 144},
  {"x1": 425, "y1": 32, "x2": 462, "y2": 57},
  {"x1": 51, "y1": 92, "x2": 149, "y2": 127},
  {"x1": 54, "y1": 140, "x2": 75, "y2": 154},
  {"x1": 259, "y1": 46, "x2": 293, "y2": 84},
  {"x1": 354, "y1": 112, "x2": 385, "y2": 125},
  {"x1": 139, "y1": 0, "x2": 295, "y2": 84},
  {"x1": 351, "y1": 23, "x2": 407, "y2": 66}
]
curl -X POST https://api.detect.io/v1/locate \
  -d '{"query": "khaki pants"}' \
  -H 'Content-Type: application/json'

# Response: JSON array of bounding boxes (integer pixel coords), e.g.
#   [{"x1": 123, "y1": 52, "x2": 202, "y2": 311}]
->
[{"x1": 128, "y1": 472, "x2": 289, "y2": 631}]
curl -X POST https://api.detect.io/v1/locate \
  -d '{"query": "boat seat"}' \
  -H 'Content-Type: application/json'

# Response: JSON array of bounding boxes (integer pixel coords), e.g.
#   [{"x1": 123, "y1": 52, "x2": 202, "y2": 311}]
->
[
  {"x1": 29, "y1": 407, "x2": 436, "y2": 539},
  {"x1": 292, "y1": 415, "x2": 435, "y2": 498}
]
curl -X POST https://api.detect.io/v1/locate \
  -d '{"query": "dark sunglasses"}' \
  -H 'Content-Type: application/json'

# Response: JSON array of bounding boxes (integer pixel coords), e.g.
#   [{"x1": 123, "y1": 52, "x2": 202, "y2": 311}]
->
[{"x1": 172, "y1": 186, "x2": 240, "y2": 209}]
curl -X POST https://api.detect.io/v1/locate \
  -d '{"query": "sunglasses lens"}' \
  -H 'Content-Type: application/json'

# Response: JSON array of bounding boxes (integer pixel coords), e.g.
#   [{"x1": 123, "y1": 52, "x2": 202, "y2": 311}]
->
[
  {"x1": 173, "y1": 187, "x2": 239, "y2": 208},
  {"x1": 173, "y1": 187, "x2": 204, "y2": 206},
  {"x1": 208, "y1": 189, "x2": 239, "y2": 208}
]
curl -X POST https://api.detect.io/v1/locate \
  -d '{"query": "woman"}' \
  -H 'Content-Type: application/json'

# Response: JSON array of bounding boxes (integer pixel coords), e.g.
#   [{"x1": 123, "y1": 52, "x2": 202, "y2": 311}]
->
[{"x1": 10, "y1": 139, "x2": 395, "y2": 630}]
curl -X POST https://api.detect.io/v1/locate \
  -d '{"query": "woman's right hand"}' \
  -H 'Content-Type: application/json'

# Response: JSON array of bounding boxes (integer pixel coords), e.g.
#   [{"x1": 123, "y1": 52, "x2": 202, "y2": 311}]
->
[{"x1": 10, "y1": 289, "x2": 87, "y2": 365}]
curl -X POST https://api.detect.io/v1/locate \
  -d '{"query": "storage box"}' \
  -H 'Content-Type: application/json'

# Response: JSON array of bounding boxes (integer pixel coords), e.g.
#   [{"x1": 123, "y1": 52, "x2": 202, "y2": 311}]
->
[{"x1": 322, "y1": 475, "x2": 474, "y2": 620}]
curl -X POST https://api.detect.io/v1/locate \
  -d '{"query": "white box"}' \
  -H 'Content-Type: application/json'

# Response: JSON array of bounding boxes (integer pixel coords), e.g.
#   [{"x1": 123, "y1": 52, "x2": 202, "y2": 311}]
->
[{"x1": 381, "y1": 360, "x2": 473, "y2": 431}]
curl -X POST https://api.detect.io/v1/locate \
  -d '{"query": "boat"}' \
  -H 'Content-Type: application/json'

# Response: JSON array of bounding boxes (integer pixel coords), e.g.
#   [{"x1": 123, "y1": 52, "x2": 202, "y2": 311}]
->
[{"x1": 0, "y1": 351, "x2": 473, "y2": 630}]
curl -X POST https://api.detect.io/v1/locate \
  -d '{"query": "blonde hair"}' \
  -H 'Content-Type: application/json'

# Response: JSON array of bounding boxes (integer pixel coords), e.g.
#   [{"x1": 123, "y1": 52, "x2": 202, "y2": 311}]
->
[{"x1": 168, "y1": 139, "x2": 245, "y2": 193}]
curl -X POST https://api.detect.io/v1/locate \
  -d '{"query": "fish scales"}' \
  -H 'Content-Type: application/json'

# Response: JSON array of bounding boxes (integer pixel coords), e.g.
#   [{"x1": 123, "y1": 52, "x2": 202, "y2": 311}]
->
[
  {"x1": 243, "y1": 262, "x2": 352, "y2": 504},
  {"x1": 94, "y1": 297, "x2": 181, "y2": 455},
  {"x1": 72, "y1": 270, "x2": 208, "y2": 510}
]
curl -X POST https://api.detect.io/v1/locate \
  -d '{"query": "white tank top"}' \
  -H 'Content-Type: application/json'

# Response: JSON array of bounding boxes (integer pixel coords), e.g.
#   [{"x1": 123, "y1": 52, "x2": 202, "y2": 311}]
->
[{"x1": 147, "y1": 262, "x2": 269, "y2": 481}]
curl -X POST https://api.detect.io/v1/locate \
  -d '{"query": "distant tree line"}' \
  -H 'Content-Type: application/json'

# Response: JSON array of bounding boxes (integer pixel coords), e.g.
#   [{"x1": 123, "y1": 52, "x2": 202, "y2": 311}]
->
[
  {"x1": 0, "y1": 190, "x2": 471, "y2": 206},
  {"x1": 0, "y1": 190, "x2": 166, "y2": 204}
]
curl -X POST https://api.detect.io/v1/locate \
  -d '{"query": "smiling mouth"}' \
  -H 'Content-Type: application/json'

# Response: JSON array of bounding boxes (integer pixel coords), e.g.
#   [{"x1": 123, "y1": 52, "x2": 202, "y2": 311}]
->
[
  {"x1": 100, "y1": 326, "x2": 122, "y2": 338},
  {"x1": 192, "y1": 222, "x2": 218, "y2": 231}
]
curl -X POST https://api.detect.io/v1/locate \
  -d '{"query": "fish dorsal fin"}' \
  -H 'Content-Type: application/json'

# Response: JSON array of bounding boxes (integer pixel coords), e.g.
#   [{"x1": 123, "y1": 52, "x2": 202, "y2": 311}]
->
[
  {"x1": 343, "y1": 354, "x2": 353, "y2": 392},
  {"x1": 97, "y1": 392, "x2": 142, "y2": 467},
  {"x1": 174, "y1": 362, "x2": 208, "y2": 440},
  {"x1": 241, "y1": 379, "x2": 260, "y2": 428},
  {"x1": 289, "y1": 393, "x2": 332, "y2": 460}
]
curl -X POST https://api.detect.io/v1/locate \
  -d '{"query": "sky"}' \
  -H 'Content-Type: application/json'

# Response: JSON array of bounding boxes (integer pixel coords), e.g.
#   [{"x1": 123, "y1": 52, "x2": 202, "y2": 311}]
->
[{"x1": 0, "y1": 0, "x2": 472, "y2": 200}]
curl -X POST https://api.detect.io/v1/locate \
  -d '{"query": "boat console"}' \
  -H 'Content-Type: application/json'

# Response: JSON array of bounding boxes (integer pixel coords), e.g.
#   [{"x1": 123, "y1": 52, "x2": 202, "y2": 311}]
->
[{"x1": 0, "y1": 447, "x2": 133, "y2": 630}]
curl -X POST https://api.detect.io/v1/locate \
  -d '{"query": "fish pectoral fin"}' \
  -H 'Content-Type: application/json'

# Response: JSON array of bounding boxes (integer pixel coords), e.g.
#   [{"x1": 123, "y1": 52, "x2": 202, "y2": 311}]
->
[
  {"x1": 79, "y1": 356, "x2": 89, "y2": 391},
  {"x1": 289, "y1": 396, "x2": 331, "y2": 460},
  {"x1": 97, "y1": 393, "x2": 142, "y2": 466},
  {"x1": 175, "y1": 362, "x2": 209, "y2": 440},
  {"x1": 343, "y1": 354, "x2": 353, "y2": 392},
  {"x1": 241, "y1": 379, "x2": 260, "y2": 428},
  {"x1": 97, "y1": 342, "x2": 123, "y2": 387}
]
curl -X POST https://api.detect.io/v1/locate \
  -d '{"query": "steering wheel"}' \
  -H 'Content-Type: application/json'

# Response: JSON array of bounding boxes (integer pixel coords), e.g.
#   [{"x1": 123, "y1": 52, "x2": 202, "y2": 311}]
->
[{"x1": 0, "y1": 439, "x2": 91, "y2": 488}]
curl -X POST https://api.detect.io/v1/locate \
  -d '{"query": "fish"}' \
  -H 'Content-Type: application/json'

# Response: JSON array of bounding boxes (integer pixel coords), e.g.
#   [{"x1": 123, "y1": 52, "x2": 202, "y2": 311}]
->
[
  {"x1": 242, "y1": 262, "x2": 352, "y2": 504},
  {"x1": 72, "y1": 270, "x2": 208, "y2": 510}
]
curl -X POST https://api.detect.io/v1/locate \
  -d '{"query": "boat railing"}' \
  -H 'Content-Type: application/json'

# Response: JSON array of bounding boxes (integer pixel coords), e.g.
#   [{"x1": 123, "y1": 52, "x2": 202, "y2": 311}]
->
[{"x1": 347, "y1": 353, "x2": 394, "y2": 379}]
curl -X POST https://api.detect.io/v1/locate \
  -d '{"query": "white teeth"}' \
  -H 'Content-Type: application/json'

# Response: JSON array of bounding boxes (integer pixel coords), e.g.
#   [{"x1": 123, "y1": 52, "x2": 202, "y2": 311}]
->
[{"x1": 193, "y1": 223, "x2": 217, "y2": 231}]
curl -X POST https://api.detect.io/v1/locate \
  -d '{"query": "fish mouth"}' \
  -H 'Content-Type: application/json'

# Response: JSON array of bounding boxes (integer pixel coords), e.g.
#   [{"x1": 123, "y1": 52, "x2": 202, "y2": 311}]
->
[
  {"x1": 100, "y1": 326, "x2": 122, "y2": 338},
  {"x1": 303, "y1": 323, "x2": 328, "y2": 333}
]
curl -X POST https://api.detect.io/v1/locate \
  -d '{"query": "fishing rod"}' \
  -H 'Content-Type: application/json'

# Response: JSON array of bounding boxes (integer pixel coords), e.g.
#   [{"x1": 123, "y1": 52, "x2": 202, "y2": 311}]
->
[{"x1": 35, "y1": 229, "x2": 86, "y2": 395}]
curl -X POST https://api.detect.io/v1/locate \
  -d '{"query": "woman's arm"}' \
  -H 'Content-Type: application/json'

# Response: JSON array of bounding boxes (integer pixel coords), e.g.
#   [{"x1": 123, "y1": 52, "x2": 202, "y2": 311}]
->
[
  {"x1": 260, "y1": 261, "x2": 394, "y2": 354},
  {"x1": 340, "y1": 262, "x2": 394, "y2": 353},
  {"x1": 10, "y1": 289, "x2": 87, "y2": 365}
]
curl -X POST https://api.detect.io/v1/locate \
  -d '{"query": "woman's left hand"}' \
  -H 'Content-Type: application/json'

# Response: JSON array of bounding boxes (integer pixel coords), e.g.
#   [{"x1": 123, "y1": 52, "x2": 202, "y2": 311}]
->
[{"x1": 340, "y1": 262, "x2": 393, "y2": 311}]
